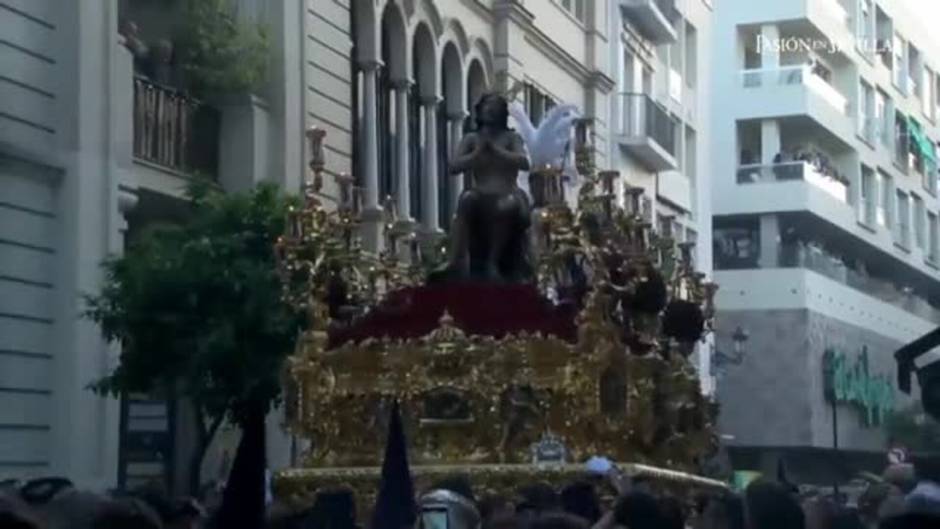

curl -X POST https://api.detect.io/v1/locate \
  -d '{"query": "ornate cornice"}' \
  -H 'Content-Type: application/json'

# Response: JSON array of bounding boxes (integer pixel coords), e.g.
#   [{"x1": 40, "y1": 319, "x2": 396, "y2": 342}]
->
[{"x1": 588, "y1": 70, "x2": 616, "y2": 93}]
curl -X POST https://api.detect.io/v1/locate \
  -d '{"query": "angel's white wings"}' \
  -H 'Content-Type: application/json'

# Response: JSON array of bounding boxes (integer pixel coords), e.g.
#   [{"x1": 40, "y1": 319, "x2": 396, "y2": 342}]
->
[{"x1": 508, "y1": 101, "x2": 581, "y2": 198}]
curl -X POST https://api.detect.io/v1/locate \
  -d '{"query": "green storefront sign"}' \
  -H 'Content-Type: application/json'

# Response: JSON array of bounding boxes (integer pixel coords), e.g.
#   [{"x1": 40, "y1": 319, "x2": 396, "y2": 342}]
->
[{"x1": 823, "y1": 347, "x2": 896, "y2": 427}]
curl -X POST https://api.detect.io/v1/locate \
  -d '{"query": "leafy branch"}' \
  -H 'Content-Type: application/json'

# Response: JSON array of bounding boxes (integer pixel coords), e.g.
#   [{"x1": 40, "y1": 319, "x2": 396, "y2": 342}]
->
[{"x1": 177, "y1": 0, "x2": 270, "y2": 97}]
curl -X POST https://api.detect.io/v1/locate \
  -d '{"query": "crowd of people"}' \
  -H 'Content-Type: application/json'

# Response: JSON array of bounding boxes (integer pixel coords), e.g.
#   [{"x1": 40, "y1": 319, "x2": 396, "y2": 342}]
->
[{"x1": 2, "y1": 460, "x2": 940, "y2": 529}]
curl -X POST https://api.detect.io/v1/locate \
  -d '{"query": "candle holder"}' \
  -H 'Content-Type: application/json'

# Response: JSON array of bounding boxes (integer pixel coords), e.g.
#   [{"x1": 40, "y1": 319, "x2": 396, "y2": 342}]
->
[
  {"x1": 574, "y1": 118, "x2": 594, "y2": 175},
  {"x1": 305, "y1": 127, "x2": 327, "y2": 195},
  {"x1": 626, "y1": 186, "x2": 645, "y2": 218}
]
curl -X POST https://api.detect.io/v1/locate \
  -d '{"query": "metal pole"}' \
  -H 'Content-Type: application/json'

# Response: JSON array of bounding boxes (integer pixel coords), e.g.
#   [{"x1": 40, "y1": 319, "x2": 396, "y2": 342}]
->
[{"x1": 832, "y1": 398, "x2": 840, "y2": 498}]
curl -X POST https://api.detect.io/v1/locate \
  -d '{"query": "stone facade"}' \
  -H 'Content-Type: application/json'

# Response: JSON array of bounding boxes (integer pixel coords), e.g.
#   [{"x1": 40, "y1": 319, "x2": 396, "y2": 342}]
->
[{"x1": 717, "y1": 308, "x2": 915, "y2": 454}]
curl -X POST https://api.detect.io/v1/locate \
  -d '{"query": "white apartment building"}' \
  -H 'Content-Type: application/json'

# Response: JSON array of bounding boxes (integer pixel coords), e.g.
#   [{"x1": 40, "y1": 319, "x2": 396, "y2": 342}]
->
[
  {"x1": 3, "y1": 0, "x2": 716, "y2": 491},
  {"x1": 609, "y1": 0, "x2": 715, "y2": 391},
  {"x1": 711, "y1": 0, "x2": 940, "y2": 481}
]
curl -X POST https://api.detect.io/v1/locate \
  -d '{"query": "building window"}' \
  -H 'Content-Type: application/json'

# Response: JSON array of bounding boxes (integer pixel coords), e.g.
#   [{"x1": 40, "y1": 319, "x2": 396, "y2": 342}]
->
[
  {"x1": 924, "y1": 66, "x2": 935, "y2": 120},
  {"x1": 897, "y1": 190, "x2": 911, "y2": 248},
  {"x1": 878, "y1": 170, "x2": 893, "y2": 228},
  {"x1": 437, "y1": 96, "x2": 451, "y2": 230},
  {"x1": 377, "y1": 65, "x2": 395, "y2": 202},
  {"x1": 875, "y1": 6, "x2": 892, "y2": 68},
  {"x1": 668, "y1": 20, "x2": 683, "y2": 102},
  {"x1": 909, "y1": 44, "x2": 923, "y2": 101},
  {"x1": 685, "y1": 24, "x2": 697, "y2": 89},
  {"x1": 524, "y1": 83, "x2": 556, "y2": 126},
  {"x1": 409, "y1": 83, "x2": 423, "y2": 222},
  {"x1": 914, "y1": 193, "x2": 926, "y2": 249},
  {"x1": 558, "y1": 0, "x2": 585, "y2": 21},
  {"x1": 858, "y1": 80, "x2": 874, "y2": 143},
  {"x1": 641, "y1": 196, "x2": 652, "y2": 222},
  {"x1": 657, "y1": 213, "x2": 674, "y2": 239},
  {"x1": 929, "y1": 212, "x2": 939, "y2": 263},
  {"x1": 714, "y1": 217, "x2": 760, "y2": 270},
  {"x1": 893, "y1": 33, "x2": 907, "y2": 93},
  {"x1": 935, "y1": 72, "x2": 940, "y2": 119},
  {"x1": 685, "y1": 126, "x2": 697, "y2": 179},
  {"x1": 876, "y1": 89, "x2": 892, "y2": 147},
  {"x1": 895, "y1": 111, "x2": 910, "y2": 171},
  {"x1": 857, "y1": 0, "x2": 874, "y2": 57},
  {"x1": 859, "y1": 165, "x2": 876, "y2": 226}
]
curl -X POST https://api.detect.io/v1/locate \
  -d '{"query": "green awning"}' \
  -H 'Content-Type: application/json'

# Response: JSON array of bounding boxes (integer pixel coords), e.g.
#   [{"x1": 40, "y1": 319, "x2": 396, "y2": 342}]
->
[{"x1": 907, "y1": 116, "x2": 937, "y2": 164}]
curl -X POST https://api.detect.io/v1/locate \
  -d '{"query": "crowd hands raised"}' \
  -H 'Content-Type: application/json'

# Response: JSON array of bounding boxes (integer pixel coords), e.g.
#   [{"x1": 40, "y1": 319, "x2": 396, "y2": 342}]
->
[{"x1": 2, "y1": 461, "x2": 940, "y2": 529}]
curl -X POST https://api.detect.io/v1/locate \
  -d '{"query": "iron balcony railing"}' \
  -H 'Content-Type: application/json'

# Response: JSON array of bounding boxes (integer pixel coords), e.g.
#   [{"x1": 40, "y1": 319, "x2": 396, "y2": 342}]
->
[
  {"x1": 619, "y1": 92, "x2": 677, "y2": 157},
  {"x1": 133, "y1": 76, "x2": 220, "y2": 177}
]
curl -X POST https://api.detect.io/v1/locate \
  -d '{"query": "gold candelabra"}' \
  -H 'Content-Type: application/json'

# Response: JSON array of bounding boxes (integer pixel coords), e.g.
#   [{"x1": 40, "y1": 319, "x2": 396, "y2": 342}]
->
[{"x1": 274, "y1": 125, "x2": 721, "y2": 505}]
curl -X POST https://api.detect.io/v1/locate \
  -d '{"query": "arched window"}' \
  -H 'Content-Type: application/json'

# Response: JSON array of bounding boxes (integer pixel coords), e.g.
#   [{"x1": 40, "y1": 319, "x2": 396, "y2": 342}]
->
[
  {"x1": 437, "y1": 90, "x2": 450, "y2": 229},
  {"x1": 466, "y1": 60, "x2": 486, "y2": 132},
  {"x1": 350, "y1": 0, "x2": 360, "y2": 184},
  {"x1": 439, "y1": 43, "x2": 463, "y2": 230},
  {"x1": 409, "y1": 45, "x2": 423, "y2": 223},
  {"x1": 378, "y1": 8, "x2": 400, "y2": 202}
]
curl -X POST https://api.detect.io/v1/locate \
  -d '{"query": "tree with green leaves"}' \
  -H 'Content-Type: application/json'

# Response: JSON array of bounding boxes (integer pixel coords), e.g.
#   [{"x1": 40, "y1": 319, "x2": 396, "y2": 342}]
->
[
  {"x1": 177, "y1": 0, "x2": 269, "y2": 97},
  {"x1": 86, "y1": 182, "x2": 306, "y2": 493},
  {"x1": 885, "y1": 403, "x2": 940, "y2": 454}
]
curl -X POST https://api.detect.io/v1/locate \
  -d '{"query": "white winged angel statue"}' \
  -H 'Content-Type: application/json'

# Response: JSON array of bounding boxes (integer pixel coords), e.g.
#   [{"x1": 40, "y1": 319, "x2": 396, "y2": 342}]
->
[{"x1": 507, "y1": 91, "x2": 582, "y2": 205}]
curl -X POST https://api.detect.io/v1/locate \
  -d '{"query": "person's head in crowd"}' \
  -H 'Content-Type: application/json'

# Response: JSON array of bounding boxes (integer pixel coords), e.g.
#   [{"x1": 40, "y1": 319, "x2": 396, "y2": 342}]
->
[
  {"x1": 745, "y1": 479, "x2": 805, "y2": 529},
  {"x1": 0, "y1": 491, "x2": 42, "y2": 529},
  {"x1": 528, "y1": 512, "x2": 588, "y2": 529},
  {"x1": 91, "y1": 497, "x2": 163, "y2": 529},
  {"x1": 516, "y1": 482, "x2": 559, "y2": 519},
  {"x1": 801, "y1": 496, "x2": 836, "y2": 529},
  {"x1": 878, "y1": 512, "x2": 940, "y2": 529},
  {"x1": 485, "y1": 512, "x2": 523, "y2": 529},
  {"x1": 559, "y1": 481, "x2": 601, "y2": 524},
  {"x1": 127, "y1": 485, "x2": 174, "y2": 524},
  {"x1": 433, "y1": 476, "x2": 476, "y2": 505},
  {"x1": 657, "y1": 494, "x2": 686, "y2": 529},
  {"x1": 266, "y1": 510, "x2": 306, "y2": 529},
  {"x1": 914, "y1": 458, "x2": 940, "y2": 484},
  {"x1": 905, "y1": 481, "x2": 940, "y2": 518},
  {"x1": 882, "y1": 464, "x2": 917, "y2": 494},
  {"x1": 612, "y1": 491, "x2": 664, "y2": 529},
  {"x1": 828, "y1": 509, "x2": 865, "y2": 529},
  {"x1": 41, "y1": 488, "x2": 110, "y2": 529},
  {"x1": 478, "y1": 494, "x2": 514, "y2": 524},
  {"x1": 879, "y1": 499, "x2": 906, "y2": 523},
  {"x1": 708, "y1": 494, "x2": 746, "y2": 529},
  {"x1": 166, "y1": 497, "x2": 207, "y2": 529},
  {"x1": 303, "y1": 487, "x2": 357, "y2": 529},
  {"x1": 692, "y1": 492, "x2": 744, "y2": 529},
  {"x1": 858, "y1": 482, "x2": 893, "y2": 525}
]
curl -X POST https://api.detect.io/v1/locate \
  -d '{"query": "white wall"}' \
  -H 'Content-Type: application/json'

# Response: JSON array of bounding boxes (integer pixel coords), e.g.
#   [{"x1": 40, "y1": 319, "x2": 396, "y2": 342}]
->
[{"x1": 0, "y1": 0, "x2": 129, "y2": 487}]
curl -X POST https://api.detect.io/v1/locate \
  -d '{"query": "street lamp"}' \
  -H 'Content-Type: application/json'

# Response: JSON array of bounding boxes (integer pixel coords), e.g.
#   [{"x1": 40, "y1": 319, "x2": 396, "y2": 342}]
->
[{"x1": 711, "y1": 326, "x2": 750, "y2": 374}]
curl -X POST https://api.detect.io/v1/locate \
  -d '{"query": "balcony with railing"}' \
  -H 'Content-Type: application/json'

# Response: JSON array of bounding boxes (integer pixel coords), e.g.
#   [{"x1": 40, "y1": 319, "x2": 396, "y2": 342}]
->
[
  {"x1": 736, "y1": 161, "x2": 848, "y2": 203},
  {"x1": 132, "y1": 76, "x2": 221, "y2": 178},
  {"x1": 714, "y1": 230, "x2": 940, "y2": 324},
  {"x1": 740, "y1": 64, "x2": 849, "y2": 115},
  {"x1": 616, "y1": 92, "x2": 678, "y2": 171},
  {"x1": 619, "y1": 0, "x2": 677, "y2": 43}
]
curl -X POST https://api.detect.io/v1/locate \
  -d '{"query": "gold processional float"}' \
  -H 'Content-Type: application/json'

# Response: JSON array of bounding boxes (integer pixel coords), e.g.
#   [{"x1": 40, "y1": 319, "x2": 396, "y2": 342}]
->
[{"x1": 273, "y1": 110, "x2": 725, "y2": 510}]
